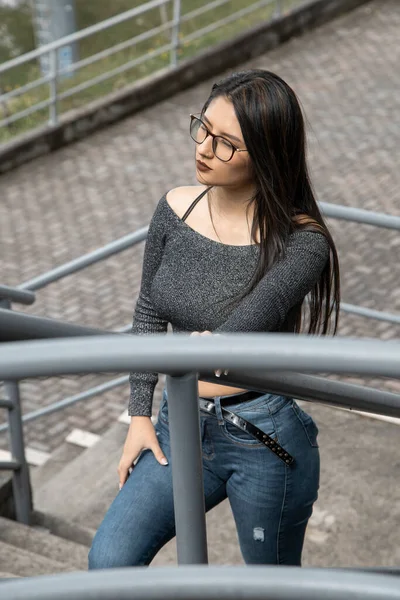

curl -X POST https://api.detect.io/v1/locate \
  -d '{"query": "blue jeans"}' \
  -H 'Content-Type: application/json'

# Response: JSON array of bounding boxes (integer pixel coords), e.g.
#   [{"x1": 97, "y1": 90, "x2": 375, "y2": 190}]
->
[{"x1": 88, "y1": 389, "x2": 320, "y2": 568}]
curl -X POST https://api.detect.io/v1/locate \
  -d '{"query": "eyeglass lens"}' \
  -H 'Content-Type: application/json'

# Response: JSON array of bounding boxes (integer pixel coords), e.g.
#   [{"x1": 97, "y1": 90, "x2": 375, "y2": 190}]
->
[{"x1": 190, "y1": 117, "x2": 234, "y2": 162}]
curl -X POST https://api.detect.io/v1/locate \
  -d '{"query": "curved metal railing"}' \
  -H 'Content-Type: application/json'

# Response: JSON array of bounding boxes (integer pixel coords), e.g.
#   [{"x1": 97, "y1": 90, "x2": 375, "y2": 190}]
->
[
  {"x1": 0, "y1": 560, "x2": 400, "y2": 598},
  {"x1": 0, "y1": 200, "x2": 399, "y2": 525}
]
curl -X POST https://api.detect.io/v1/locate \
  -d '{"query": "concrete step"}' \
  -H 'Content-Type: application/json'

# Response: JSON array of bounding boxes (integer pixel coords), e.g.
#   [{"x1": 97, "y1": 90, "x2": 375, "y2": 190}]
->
[
  {"x1": 150, "y1": 498, "x2": 243, "y2": 566},
  {"x1": 0, "y1": 539, "x2": 77, "y2": 578},
  {"x1": 34, "y1": 421, "x2": 128, "y2": 529},
  {"x1": 31, "y1": 441, "x2": 85, "y2": 492},
  {"x1": 31, "y1": 421, "x2": 244, "y2": 562},
  {"x1": 0, "y1": 516, "x2": 88, "y2": 571},
  {"x1": 32, "y1": 510, "x2": 96, "y2": 549}
]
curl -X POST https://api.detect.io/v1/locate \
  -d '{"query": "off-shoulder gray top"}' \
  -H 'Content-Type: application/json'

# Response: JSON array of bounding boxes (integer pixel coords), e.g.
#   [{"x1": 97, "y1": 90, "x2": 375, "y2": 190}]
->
[{"x1": 128, "y1": 191, "x2": 330, "y2": 416}]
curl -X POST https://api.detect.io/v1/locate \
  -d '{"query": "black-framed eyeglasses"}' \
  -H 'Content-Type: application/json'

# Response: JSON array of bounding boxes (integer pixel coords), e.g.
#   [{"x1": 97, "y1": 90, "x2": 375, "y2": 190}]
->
[{"x1": 189, "y1": 114, "x2": 248, "y2": 163}]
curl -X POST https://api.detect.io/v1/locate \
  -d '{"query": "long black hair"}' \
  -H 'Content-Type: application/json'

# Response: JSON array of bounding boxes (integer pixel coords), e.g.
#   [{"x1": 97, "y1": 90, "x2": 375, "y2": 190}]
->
[{"x1": 201, "y1": 69, "x2": 340, "y2": 335}]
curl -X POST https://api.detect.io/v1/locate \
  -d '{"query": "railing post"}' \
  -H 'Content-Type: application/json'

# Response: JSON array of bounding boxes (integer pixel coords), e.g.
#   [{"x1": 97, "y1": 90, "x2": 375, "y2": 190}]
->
[
  {"x1": 275, "y1": 0, "x2": 283, "y2": 18},
  {"x1": 0, "y1": 300, "x2": 32, "y2": 525},
  {"x1": 4, "y1": 379, "x2": 32, "y2": 525},
  {"x1": 170, "y1": 0, "x2": 181, "y2": 68},
  {"x1": 49, "y1": 48, "x2": 58, "y2": 126},
  {"x1": 166, "y1": 372, "x2": 208, "y2": 565}
]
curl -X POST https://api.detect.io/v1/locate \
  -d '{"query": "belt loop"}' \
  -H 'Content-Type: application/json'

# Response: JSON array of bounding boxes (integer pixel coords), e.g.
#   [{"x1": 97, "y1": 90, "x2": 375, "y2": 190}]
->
[{"x1": 214, "y1": 396, "x2": 224, "y2": 426}]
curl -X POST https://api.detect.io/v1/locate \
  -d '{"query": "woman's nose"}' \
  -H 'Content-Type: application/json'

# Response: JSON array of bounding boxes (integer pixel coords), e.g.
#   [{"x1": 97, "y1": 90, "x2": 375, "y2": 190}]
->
[{"x1": 198, "y1": 134, "x2": 214, "y2": 157}]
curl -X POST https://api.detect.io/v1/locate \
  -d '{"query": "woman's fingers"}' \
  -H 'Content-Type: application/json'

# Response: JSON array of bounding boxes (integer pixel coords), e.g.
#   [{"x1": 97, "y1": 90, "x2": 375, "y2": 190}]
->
[
  {"x1": 118, "y1": 457, "x2": 134, "y2": 490},
  {"x1": 190, "y1": 331, "x2": 228, "y2": 377}
]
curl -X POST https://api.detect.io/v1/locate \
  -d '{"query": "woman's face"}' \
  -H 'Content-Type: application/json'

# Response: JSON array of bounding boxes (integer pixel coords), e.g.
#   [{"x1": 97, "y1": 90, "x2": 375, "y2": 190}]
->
[{"x1": 194, "y1": 96, "x2": 253, "y2": 189}]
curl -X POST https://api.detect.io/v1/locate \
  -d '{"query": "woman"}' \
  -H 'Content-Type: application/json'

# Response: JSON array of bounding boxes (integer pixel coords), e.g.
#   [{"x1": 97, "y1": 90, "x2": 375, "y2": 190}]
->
[{"x1": 89, "y1": 69, "x2": 340, "y2": 568}]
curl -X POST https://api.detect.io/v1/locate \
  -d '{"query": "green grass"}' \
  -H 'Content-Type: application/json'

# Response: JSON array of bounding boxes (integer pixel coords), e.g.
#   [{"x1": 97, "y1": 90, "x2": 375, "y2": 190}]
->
[{"x1": 0, "y1": 0, "x2": 304, "y2": 144}]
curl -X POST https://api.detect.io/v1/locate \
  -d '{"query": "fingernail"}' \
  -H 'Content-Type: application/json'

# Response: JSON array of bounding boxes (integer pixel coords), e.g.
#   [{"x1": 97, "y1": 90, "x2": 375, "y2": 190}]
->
[
  {"x1": 161, "y1": 458, "x2": 168, "y2": 465},
  {"x1": 119, "y1": 484, "x2": 122, "y2": 491}
]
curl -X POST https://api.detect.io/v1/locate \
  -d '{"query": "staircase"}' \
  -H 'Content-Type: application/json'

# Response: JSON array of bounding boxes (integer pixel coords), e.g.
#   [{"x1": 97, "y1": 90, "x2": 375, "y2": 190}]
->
[
  {"x1": 29, "y1": 417, "x2": 244, "y2": 566},
  {"x1": 0, "y1": 514, "x2": 89, "y2": 578},
  {"x1": 0, "y1": 407, "x2": 334, "y2": 577}
]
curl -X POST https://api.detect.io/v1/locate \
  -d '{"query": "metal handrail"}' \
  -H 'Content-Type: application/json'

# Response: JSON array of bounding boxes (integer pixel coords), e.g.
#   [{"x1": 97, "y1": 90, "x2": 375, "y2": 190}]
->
[
  {"x1": 0, "y1": 303, "x2": 399, "y2": 432},
  {"x1": 0, "y1": 285, "x2": 35, "y2": 306},
  {"x1": 0, "y1": 308, "x2": 112, "y2": 342},
  {"x1": 180, "y1": 0, "x2": 274, "y2": 46},
  {"x1": 0, "y1": 199, "x2": 399, "y2": 526},
  {"x1": 0, "y1": 0, "x2": 172, "y2": 73},
  {"x1": 0, "y1": 334, "x2": 399, "y2": 381},
  {"x1": 0, "y1": 332, "x2": 399, "y2": 535},
  {"x1": 0, "y1": 307, "x2": 111, "y2": 342},
  {"x1": 1, "y1": 357, "x2": 400, "y2": 434},
  {"x1": 14, "y1": 202, "x2": 400, "y2": 326},
  {"x1": 319, "y1": 202, "x2": 400, "y2": 230},
  {"x1": 1, "y1": 566, "x2": 400, "y2": 600},
  {"x1": 0, "y1": 0, "x2": 298, "y2": 132},
  {"x1": 17, "y1": 226, "x2": 148, "y2": 291}
]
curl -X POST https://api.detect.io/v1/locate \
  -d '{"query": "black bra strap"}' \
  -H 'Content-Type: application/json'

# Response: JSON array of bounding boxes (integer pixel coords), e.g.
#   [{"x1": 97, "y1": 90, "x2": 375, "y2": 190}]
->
[{"x1": 182, "y1": 187, "x2": 212, "y2": 222}]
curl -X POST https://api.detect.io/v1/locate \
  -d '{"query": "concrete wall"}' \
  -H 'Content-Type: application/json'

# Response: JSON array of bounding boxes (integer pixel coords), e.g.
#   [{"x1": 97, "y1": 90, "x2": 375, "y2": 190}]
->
[{"x1": 0, "y1": 0, "x2": 371, "y2": 174}]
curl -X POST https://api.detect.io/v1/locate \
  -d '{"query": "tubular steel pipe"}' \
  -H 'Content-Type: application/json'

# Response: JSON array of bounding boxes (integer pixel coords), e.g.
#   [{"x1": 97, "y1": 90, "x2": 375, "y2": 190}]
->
[
  {"x1": 0, "y1": 334, "x2": 398, "y2": 381},
  {"x1": 319, "y1": 202, "x2": 400, "y2": 231},
  {"x1": 0, "y1": 285, "x2": 35, "y2": 306},
  {"x1": 4, "y1": 380, "x2": 32, "y2": 524},
  {"x1": 0, "y1": 366, "x2": 399, "y2": 434},
  {"x1": 0, "y1": 566, "x2": 399, "y2": 600},
  {"x1": 340, "y1": 302, "x2": 400, "y2": 325},
  {"x1": 200, "y1": 370, "x2": 400, "y2": 418},
  {"x1": 0, "y1": 460, "x2": 19, "y2": 471},
  {"x1": 0, "y1": 0, "x2": 171, "y2": 74},
  {"x1": 18, "y1": 227, "x2": 148, "y2": 291},
  {"x1": 0, "y1": 308, "x2": 112, "y2": 342},
  {"x1": 166, "y1": 373, "x2": 208, "y2": 565}
]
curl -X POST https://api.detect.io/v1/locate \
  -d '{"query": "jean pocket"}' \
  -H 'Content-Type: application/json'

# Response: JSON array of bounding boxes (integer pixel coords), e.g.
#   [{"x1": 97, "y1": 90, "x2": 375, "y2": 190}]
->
[{"x1": 291, "y1": 402, "x2": 319, "y2": 448}]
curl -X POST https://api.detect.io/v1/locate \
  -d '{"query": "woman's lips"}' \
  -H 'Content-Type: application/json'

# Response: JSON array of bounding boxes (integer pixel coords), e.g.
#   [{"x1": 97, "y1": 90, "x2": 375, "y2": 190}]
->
[{"x1": 196, "y1": 160, "x2": 212, "y2": 172}]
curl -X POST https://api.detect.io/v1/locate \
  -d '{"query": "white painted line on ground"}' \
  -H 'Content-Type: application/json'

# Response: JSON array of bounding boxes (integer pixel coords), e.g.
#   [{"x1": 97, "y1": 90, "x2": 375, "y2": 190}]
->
[
  {"x1": 26, "y1": 447, "x2": 51, "y2": 466},
  {"x1": 118, "y1": 410, "x2": 157, "y2": 425},
  {"x1": 297, "y1": 400, "x2": 400, "y2": 426},
  {"x1": 118, "y1": 410, "x2": 131, "y2": 425},
  {"x1": 66, "y1": 428, "x2": 100, "y2": 448},
  {"x1": 333, "y1": 405, "x2": 400, "y2": 426},
  {"x1": 0, "y1": 447, "x2": 51, "y2": 467}
]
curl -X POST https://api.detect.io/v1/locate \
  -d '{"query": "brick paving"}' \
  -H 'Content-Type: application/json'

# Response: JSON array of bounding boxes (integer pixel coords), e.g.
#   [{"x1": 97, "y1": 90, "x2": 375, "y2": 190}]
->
[{"x1": 0, "y1": 0, "x2": 399, "y2": 452}]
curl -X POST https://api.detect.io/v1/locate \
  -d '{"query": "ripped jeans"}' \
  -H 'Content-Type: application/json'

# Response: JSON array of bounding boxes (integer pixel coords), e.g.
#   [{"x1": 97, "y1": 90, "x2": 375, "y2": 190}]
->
[{"x1": 88, "y1": 389, "x2": 320, "y2": 568}]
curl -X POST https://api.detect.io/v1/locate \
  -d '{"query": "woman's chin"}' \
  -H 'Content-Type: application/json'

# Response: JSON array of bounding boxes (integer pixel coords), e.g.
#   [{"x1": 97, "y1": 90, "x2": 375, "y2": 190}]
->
[{"x1": 195, "y1": 170, "x2": 214, "y2": 185}]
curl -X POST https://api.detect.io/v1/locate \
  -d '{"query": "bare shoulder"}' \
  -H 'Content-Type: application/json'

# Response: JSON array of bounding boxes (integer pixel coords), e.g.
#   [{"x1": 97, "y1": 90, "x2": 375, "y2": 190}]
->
[{"x1": 166, "y1": 186, "x2": 207, "y2": 219}]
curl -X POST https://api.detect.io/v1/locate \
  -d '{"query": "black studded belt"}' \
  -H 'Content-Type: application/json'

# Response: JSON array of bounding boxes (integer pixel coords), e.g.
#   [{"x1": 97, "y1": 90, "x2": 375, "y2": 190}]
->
[{"x1": 198, "y1": 398, "x2": 294, "y2": 466}]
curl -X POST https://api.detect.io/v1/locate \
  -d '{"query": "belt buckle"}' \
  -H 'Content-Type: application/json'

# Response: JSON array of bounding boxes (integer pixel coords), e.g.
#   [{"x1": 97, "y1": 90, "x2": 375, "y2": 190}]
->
[{"x1": 203, "y1": 400, "x2": 215, "y2": 413}]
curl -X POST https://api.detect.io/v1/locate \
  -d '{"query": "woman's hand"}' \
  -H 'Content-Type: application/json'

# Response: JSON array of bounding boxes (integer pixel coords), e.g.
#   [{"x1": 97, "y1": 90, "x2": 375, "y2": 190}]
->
[
  {"x1": 190, "y1": 330, "x2": 229, "y2": 377},
  {"x1": 118, "y1": 416, "x2": 168, "y2": 490}
]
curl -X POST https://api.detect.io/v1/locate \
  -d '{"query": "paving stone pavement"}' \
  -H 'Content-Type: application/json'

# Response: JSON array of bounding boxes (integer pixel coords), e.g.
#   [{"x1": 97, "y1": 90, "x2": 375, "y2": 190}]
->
[{"x1": 0, "y1": 0, "x2": 399, "y2": 568}]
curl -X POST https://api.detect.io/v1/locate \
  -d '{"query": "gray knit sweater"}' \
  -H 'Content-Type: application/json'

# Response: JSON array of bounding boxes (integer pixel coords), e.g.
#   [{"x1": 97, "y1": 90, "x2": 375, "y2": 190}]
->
[{"x1": 128, "y1": 193, "x2": 330, "y2": 416}]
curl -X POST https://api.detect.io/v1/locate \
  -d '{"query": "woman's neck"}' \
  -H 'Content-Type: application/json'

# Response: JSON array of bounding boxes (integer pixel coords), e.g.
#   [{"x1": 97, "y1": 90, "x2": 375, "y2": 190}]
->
[{"x1": 209, "y1": 184, "x2": 256, "y2": 216}]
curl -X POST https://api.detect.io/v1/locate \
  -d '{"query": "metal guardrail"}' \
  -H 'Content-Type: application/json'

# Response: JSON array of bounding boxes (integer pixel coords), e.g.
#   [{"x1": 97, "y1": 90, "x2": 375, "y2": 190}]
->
[
  {"x1": 1, "y1": 565, "x2": 400, "y2": 600},
  {"x1": 1, "y1": 200, "x2": 399, "y2": 525},
  {"x1": 0, "y1": 0, "x2": 296, "y2": 133},
  {"x1": 0, "y1": 285, "x2": 35, "y2": 306},
  {"x1": 1, "y1": 335, "x2": 399, "y2": 381},
  {"x1": 0, "y1": 334, "x2": 399, "y2": 562}
]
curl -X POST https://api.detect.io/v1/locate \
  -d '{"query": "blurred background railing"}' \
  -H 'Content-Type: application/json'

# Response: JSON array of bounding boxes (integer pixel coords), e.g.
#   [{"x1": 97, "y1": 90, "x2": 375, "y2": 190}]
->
[{"x1": 0, "y1": 0, "x2": 306, "y2": 143}]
